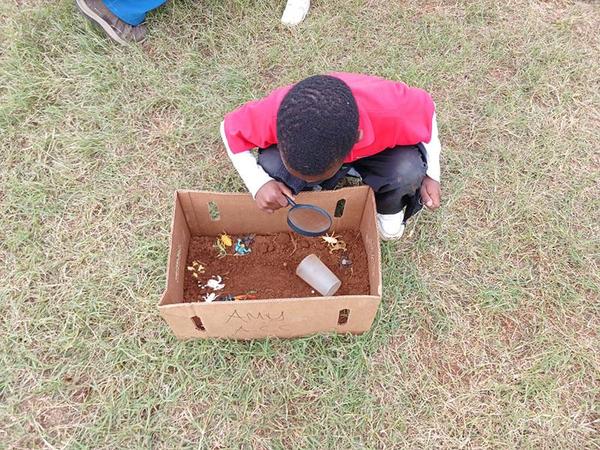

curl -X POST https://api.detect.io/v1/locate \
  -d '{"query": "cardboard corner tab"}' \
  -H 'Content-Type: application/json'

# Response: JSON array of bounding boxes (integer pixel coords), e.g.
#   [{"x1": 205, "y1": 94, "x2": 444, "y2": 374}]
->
[{"x1": 159, "y1": 186, "x2": 382, "y2": 340}]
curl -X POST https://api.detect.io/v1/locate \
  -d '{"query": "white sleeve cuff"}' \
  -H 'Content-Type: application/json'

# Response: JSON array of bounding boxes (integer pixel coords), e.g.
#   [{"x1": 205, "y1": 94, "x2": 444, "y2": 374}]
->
[
  {"x1": 220, "y1": 121, "x2": 273, "y2": 197},
  {"x1": 422, "y1": 112, "x2": 441, "y2": 182}
]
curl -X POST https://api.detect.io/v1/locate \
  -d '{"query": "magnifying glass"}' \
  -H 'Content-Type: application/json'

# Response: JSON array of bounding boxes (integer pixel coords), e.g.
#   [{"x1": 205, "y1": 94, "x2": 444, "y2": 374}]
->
[{"x1": 285, "y1": 196, "x2": 332, "y2": 237}]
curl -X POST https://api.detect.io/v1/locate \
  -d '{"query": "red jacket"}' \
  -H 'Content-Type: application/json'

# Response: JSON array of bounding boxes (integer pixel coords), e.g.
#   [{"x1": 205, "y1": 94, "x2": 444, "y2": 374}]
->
[{"x1": 223, "y1": 72, "x2": 435, "y2": 163}]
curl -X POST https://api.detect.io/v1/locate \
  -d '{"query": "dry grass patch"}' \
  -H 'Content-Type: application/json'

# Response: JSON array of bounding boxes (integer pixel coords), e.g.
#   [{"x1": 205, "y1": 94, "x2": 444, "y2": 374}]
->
[{"x1": 1, "y1": 0, "x2": 599, "y2": 448}]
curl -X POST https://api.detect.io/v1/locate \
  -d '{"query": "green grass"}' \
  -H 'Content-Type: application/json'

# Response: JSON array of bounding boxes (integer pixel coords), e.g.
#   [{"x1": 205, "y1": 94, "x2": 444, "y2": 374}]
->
[{"x1": 1, "y1": 0, "x2": 599, "y2": 447}]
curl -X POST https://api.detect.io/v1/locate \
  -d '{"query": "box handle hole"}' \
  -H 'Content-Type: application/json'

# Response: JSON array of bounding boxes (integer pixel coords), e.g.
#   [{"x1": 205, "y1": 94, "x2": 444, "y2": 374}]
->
[
  {"x1": 338, "y1": 309, "x2": 350, "y2": 325},
  {"x1": 208, "y1": 201, "x2": 220, "y2": 221},
  {"x1": 334, "y1": 199, "x2": 346, "y2": 218},
  {"x1": 191, "y1": 316, "x2": 205, "y2": 331}
]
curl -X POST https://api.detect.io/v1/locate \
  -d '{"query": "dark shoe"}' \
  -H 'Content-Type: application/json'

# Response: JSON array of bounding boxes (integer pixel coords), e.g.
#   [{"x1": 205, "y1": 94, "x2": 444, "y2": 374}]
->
[{"x1": 76, "y1": 0, "x2": 146, "y2": 44}]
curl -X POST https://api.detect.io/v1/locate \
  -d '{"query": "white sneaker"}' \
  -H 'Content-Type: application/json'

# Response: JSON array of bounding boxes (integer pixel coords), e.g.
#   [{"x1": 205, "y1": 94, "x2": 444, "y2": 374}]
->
[
  {"x1": 281, "y1": 0, "x2": 310, "y2": 26},
  {"x1": 377, "y1": 211, "x2": 405, "y2": 240}
]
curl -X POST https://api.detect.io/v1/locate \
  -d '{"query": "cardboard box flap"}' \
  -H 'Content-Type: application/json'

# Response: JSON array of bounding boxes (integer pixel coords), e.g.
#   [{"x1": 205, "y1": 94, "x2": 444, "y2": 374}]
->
[
  {"x1": 161, "y1": 193, "x2": 190, "y2": 306},
  {"x1": 159, "y1": 295, "x2": 380, "y2": 339},
  {"x1": 360, "y1": 188, "x2": 383, "y2": 297},
  {"x1": 176, "y1": 186, "x2": 370, "y2": 236}
]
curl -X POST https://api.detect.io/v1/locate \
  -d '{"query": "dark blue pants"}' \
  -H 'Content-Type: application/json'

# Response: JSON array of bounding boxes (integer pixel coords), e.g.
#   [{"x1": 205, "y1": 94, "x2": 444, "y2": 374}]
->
[
  {"x1": 258, "y1": 145, "x2": 427, "y2": 217},
  {"x1": 104, "y1": 0, "x2": 167, "y2": 26}
]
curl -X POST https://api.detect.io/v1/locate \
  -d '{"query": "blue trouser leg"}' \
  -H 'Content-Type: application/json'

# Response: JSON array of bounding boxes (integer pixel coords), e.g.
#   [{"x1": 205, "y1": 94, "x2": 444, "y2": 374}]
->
[{"x1": 104, "y1": 0, "x2": 167, "y2": 26}]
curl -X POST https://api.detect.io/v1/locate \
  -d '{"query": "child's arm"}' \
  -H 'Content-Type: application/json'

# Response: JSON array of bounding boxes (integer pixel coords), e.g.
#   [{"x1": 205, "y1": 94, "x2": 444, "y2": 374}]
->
[
  {"x1": 420, "y1": 113, "x2": 442, "y2": 209},
  {"x1": 220, "y1": 121, "x2": 273, "y2": 198},
  {"x1": 220, "y1": 85, "x2": 293, "y2": 197},
  {"x1": 422, "y1": 112, "x2": 441, "y2": 183},
  {"x1": 221, "y1": 121, "x2": 294, "y2": 213}
]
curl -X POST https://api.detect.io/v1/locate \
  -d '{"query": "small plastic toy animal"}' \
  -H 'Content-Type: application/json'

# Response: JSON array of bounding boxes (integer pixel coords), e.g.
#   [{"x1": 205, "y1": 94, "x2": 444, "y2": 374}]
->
[
  {"x1": 321, "y1": 233, "x2": 347, "y2": 253},
  {"x1": 202, "y1": 275, "x2": 225, "y2": 291}
]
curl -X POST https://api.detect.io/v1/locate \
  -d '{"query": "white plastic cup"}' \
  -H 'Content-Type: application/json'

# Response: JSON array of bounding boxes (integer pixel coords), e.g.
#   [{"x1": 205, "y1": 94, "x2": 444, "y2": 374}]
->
[{"x1": 296, "y1": 254, "x2": 342, "y2": 296}]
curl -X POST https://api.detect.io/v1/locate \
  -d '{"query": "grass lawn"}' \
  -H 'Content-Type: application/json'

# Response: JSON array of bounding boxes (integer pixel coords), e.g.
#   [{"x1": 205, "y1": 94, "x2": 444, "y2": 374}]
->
[{"x1": 1, "y1": 0, "x2": 599, "y2": 447}]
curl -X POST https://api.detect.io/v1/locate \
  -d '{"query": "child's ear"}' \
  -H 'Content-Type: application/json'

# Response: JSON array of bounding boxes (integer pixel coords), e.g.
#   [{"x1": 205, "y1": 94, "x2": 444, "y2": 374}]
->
[{"x1": 357, "y1": 129, "x2": 363, "y2": 142}]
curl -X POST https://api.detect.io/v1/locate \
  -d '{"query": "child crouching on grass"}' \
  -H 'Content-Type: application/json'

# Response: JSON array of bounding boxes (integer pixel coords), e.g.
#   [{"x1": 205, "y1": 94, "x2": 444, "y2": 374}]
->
[{"x1": 220, "y1": 73, "x2": 441, "y2": 240}]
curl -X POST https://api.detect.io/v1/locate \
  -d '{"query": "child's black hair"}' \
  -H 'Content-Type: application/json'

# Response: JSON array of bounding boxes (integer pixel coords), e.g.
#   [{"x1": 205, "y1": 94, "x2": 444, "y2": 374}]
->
[{"x1": 276, "y1": 75, "x2": 359, "y2": 177}]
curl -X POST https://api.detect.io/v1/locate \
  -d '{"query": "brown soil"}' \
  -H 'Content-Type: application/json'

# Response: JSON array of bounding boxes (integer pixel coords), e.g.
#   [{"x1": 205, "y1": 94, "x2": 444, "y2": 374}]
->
[{"x1": 183, "y1": 230, "x2": 370, "y2": 302}]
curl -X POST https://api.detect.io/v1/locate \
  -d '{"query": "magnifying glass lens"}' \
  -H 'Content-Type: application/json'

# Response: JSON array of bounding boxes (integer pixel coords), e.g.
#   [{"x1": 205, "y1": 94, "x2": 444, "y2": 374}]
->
[
  {"x1": 288, "y1": 207, "x2": 330, "y2": 234},
  {"x1": 284, "y1": 195, "x2": 332, "y2": 237}
]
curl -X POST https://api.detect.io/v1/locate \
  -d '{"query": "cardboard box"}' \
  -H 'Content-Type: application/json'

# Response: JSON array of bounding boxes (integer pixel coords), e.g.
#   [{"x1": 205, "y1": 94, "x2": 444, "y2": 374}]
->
[{"x1": 159, "y1": 185, "x2": 382, "y2": 340}]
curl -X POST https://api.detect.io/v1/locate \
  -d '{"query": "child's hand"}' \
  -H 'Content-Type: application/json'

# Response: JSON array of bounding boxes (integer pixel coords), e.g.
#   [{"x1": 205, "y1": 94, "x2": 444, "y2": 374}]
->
[
  {"x1": 255, "y1": 180, "x2": 294, "y2": 213},
  {"x1": 420, "y1": 176, "x2": 441, "y2": 210}
]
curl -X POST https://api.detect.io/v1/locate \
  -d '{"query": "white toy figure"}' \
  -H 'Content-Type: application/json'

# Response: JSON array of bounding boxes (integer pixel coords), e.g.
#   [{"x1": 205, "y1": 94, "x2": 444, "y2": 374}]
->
[
  {"x1": 203, "y1": 292, "x2": 218, "y2": 303},
  {"x1": 203, "y1": 275, "x2": 225, "y2": 291}
]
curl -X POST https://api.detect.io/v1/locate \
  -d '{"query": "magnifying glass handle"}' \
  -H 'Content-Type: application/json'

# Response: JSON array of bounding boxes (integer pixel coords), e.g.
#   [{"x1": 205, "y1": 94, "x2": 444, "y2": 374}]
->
[{"x1": 284, "y1": 195, "x2": 297, "y2": 207}]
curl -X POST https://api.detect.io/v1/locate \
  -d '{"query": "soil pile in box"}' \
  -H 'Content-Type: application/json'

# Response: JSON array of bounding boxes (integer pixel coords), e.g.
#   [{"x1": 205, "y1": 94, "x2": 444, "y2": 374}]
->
[{"x1": 183, "y1": 230, "x2": 370, "y2": 302}]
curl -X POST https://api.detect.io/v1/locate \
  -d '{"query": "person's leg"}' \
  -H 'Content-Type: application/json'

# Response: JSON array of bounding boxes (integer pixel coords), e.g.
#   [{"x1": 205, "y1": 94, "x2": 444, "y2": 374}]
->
[
  {"x1": 76, "y1": 0, "x2": 166, "y2": 44},
  {"x1": 351, "y1": 145, "x2": 427, "y2": 239},
  {"x1": 257, "y1": 145, "x2": 349, "y2": 194},
  {"x1": 257, "y1": 146, "x2": 310, "y2": 195},
  {"x1": 352, "y1": 145, "x2": 427, "y2": 214},
  {"x1": 104, "y1": 0, "x2": 167, "y2": 26}
]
